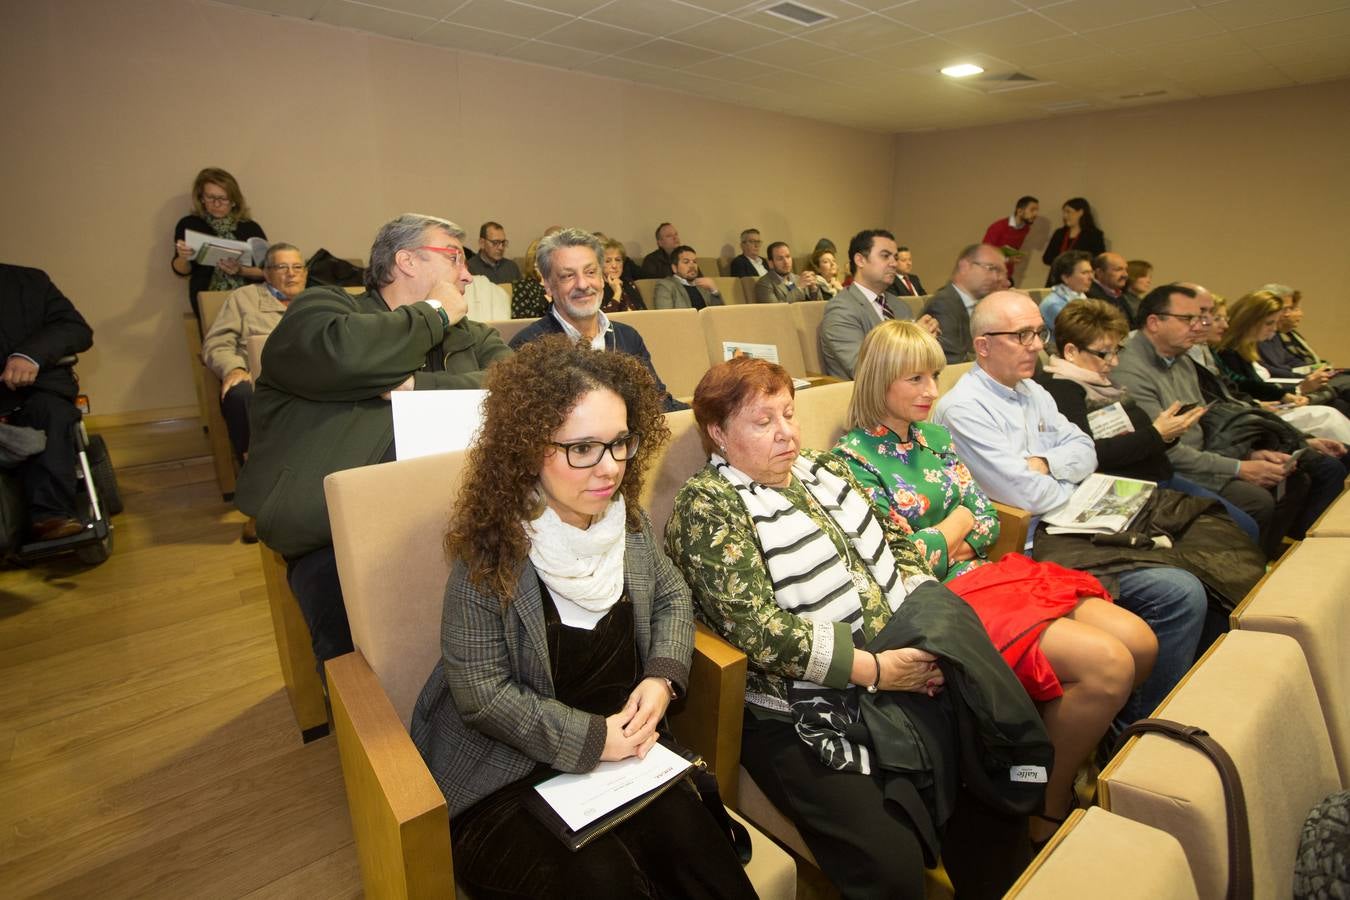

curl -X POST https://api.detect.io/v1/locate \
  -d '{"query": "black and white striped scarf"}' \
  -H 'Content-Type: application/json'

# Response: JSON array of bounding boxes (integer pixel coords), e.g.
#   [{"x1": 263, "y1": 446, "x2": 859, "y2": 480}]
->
[{"x1": 715, "y1": 452, "x2": 933, "y2": 772}]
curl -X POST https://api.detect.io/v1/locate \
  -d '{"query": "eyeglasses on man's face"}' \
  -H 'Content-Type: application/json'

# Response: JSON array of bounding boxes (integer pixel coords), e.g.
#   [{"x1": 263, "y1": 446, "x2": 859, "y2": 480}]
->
[
  {"x1": 970, "y1": 261, "x2": 1003, "y2": 274},
  {"x1": 984, "y1": 326, "x2": 1049, "y2": 347},
  {"x1": 484, "y1": 238, "x2": 509, "y2": 249},
  {"x1": 266, "y1": 263, "x2": 307, "y2": 273},
  {"x1": 1155, "y1": 312, "x2": 1212, "y2": 328},
  {"x1": 414, "y1": 245, "x2": 464, "y2": 265},
  {"x1": 551, "y1": 433, "x2": 641, "y2": 468}
]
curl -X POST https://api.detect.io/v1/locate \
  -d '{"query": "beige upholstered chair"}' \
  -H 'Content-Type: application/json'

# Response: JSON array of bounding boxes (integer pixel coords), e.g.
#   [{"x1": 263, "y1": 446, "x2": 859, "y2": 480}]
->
[
  {"x1": 790, "y1": 300, "x2": 828, "y2": 376},
  {"x1": 481, "y1": 318, "x2": 532, "y2": 347},
  {"x1": 1230, "y1": 537, "x2": 1350, "y2": 783},
  {"x1": 192, "y1": 291, "x2": 239, "y2": 499},
  {"x1": 937, "y1": 361, "x2": 973, "y2": 395},
  {"x1": 1006, "y1": 807, "x2": 1198, "y2": 900},
  {"x1": 323, "y1": 451, "x2": 795, "y2": 899},
  {"x1": 900, "y1": 294, "x2": 927, "y2": 319},
  {"x1": 1023, "y1": 288, "x2": 1052, "y2": 302},
  {"x1": 1306, "y1": 491, "x2": 1350, "y2": 537},
  {"x1": 608, "y1": 309, "x2": 708, "y2": 401},
  {"x1": 699, "y1": 305, "x2": 808, "y2": 377},
  {"x1": 711, "y1": 276, "x2": 744, "y2": 305},
  {"x1": 246, "y1": 335, "x2": 266, "y2": 381},
  {"x1": 737, "y1": 276, "x2": 759, "y2": 305},
  {"x1": 697, "y1": 256, "x2": 721, "y2": 280},
  {"x1": 1099, "y1": 630, "x2": 1341, "y2": 899}
]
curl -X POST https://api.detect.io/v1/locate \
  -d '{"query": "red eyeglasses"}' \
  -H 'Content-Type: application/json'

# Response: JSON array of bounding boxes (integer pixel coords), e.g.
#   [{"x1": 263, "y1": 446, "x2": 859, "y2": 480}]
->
[{"x1": 413, "y1": 246, "x2": 463, "y2": 264}]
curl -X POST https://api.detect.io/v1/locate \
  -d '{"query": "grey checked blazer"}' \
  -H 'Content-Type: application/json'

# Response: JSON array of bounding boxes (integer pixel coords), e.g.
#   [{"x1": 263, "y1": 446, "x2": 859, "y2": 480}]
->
[
  {"x1": 410, "y1": 512, "x2": 694, "y2": 817},
  {"x1": 818, "y1": 283, "x2": 914, "y2": 380}
]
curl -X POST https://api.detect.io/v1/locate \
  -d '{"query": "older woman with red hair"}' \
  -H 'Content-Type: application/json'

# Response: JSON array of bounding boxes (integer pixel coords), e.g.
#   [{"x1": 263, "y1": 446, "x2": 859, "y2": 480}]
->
[{"x1": 666, "y1": 357, "x2": 1051, "y2": 900}]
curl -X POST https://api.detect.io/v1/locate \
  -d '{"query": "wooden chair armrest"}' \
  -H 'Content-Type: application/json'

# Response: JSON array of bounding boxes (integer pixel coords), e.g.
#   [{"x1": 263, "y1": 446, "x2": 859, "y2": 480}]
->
[
  {"x1": 327, "y1": 651, "x2": 453, "y2": 900},
  {"x1": 991, "y1": 501, "x2": 1032, "y2": 561},
  {"x1": 665, "y1": 622, "x2": 748, "y2": 808}
]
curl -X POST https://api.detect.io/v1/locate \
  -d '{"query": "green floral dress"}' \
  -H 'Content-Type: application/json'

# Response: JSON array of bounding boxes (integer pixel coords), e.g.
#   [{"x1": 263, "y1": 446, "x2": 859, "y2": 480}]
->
[
  {"x1": 832, "y1": 421, "x2": 998, "y2": 581},
  {"x1": 664, "y1": 450, "x2": 932, "y2": 709}
]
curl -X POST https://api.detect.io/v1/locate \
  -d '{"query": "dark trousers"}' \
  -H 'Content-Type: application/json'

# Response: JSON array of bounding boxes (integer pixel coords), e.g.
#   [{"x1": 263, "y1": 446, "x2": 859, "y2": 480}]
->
[
  {"x1": 285, "y1": 544, "x2": 353, "y2": 675},
  {"x1": 12, "y1": 390, "x2": 80, "y2": 521},
  {"x1": 1292, "y1": 451, "x2": 1349, "y2": 539},
  {"x1": 740, "y1": 710, "x2": 1030, "y2": 900},
  {"x1": 220, "y1": 381, "x2": 253, "y2": 464}
]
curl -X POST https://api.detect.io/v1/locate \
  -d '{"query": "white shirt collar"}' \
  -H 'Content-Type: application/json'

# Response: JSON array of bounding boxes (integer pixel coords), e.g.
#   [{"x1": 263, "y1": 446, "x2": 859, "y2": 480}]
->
[
  {"x1": 551, "y1": 305, "x2": 611, "y2": 351},
  {"x1": 953, "y1": 283, "x2": 977, "y2": 314},
  {"x1": 854, "y1": 282, "x2": 879, "y2": 303}
]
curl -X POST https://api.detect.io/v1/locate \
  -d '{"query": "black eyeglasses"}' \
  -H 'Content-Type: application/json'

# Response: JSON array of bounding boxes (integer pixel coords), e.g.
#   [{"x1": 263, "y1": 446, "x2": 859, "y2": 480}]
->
[
  {"x1": 1081, "y1": 346, "x2": 1123, "y2": 362},
  {"x1": 1155, "y1": 313, "x2": 1212, "y2": 328},
  {"x1": 983, "y1": 327, "x2": 1049, "y2": 347},
  {"x1": 550, "y1": 434, "x2": 641, "y2": 468}
]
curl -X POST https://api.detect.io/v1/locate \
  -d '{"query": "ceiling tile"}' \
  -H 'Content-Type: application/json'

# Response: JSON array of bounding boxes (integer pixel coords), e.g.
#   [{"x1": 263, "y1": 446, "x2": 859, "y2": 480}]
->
[
  {"x1": 880, "y1": 0, "x2": 1026, "y2": 34},
  {"x1": 447, "y1": 0, "x2": 572, "y2": 37},
  {"x1": 615, "y1": 37, "x2": 721, "y2": 66},
  {"x1": 580, "y1": 55, "x2": 677, "y2": 83},
  {"x1": 1199, "y1": 0, "x2": 1350, "y2": 30},
  {"x1": 679, "y1": 0, "x2": 760, "y2": 12},
  {"x1": 734, "y1": 0, "x2": 868, "y2": 33},
  {"x1": 1240, "y1": 8, "x2": 1350, "y2": 44},
  {"x1": 856, "y1": 34, "x2": 962, "y2": 65},
  {"x1": 315, "y1": 0, "x2": 437, "y2": 39},
  {"x1": 673, "y1": 15, "x2": 786, "y2": 52},
  {"x1": 1084, "y1": 9, "x2": 1224, "y2": 44},
  {"x1": 593, "y1": 0, "x2": 716, "y2": 35},
  {"x1": 683, "y1": 54, "x2": 785, "y2": 80},
  {"x1": 218, "y1": 0, "x2": 329, "y2": 18},
  {"x1": 504, "y1": 39, "x2": 604, "y2": 68},
  {"x1": 1035, "y1": 0, "x2": 1197, "y2": 31},
  {"x1": 418, "y1": 19, "x2": 529, "y2": 50},
  {"x1": 987, "y1": 32, "x2": 1113, "y2": 67},
  {"x1": 1273, "y1": 57, "x2": 1350, "y2": 83},
  {"x1": 800, "y1": 13, "x2": 925, "y2": 51},
  {"x1": 515, "y1": 0, "x2": 611, "y2": 13},
  {"x1": 1258, "y1": 32, "x2": 1350, "y2": 64},
  {"x1": 542, "y1": 17, "x2": 653, "y2": 52},
  {"x1": 736, "y1": 36, "x2": 844, "y2": 65},
  {"x1": 1172, "y1": 69, "x2": 1296, "y2": 95},
  {"x1": 361, "y1": 0, "x2": 463, "y2": 17},
  {"x1": 744, "y1": 68, "x2": 840, "y2": 92},
  {"x1": 941, "y1": 11, "x2": 1072, "y2": 55},
  {"x1": 1122, "y1": 31, "x2": 1254, "y2": 67}
]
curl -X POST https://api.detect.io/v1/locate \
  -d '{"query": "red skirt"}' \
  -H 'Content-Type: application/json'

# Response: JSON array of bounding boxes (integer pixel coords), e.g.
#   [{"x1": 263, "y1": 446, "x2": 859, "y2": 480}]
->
[{"x1": 946, "y1": 553, "x2": 1109, "y2": 701}]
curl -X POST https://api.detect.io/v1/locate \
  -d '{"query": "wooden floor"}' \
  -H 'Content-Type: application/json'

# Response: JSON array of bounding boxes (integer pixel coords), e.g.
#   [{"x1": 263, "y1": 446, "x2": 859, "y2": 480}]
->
[{"x1": 0, "y1": 458, "x2": 362, "y2": 899}]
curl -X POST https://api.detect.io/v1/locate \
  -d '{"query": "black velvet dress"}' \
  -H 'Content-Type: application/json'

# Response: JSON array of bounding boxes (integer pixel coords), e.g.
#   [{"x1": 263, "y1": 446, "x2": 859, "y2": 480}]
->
[{"x1": 449, "y1": 584, "x2": 756, "y2": 899}]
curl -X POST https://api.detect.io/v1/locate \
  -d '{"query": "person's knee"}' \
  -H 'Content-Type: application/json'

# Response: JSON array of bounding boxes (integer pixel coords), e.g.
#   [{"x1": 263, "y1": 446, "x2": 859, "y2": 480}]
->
[{"x1": 1224, "y1": 480, "x2": 1274, "y2": 524}]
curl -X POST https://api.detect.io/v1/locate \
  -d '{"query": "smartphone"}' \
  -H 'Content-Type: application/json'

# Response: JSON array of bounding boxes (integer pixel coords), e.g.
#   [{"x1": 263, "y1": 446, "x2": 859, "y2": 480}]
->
[
  {"x1": 1284, "y1": 447, "x2": 1309, "y2": 472},
  {"x1": 1177, "y1": 402, "x2": 1198, "y2": 414}
]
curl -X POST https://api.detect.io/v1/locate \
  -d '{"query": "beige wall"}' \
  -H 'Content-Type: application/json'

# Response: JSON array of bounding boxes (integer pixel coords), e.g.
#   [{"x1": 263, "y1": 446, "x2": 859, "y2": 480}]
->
[
  {"x1": 890, "y1": 79, "x2": 1350, "y2": 353},
  {"x1": 0, "y1": 0, "x2": 894, "y2": 416}
]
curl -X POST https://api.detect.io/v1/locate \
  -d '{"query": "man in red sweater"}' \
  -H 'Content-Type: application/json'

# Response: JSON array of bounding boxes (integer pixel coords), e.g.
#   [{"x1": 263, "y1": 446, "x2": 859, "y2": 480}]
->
[{"x1": 982, "y1": 195, "x2": 1039, "y2": 286}]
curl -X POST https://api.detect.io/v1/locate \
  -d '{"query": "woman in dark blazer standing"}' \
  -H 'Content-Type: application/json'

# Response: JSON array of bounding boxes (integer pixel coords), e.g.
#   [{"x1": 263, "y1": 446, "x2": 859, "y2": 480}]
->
[
  {"x1": 1042, "y1": 197, "x2": 1106, "y2": 286},
  {"x1": 409, "y1": 336, "x2": 755, "y2": 899}
]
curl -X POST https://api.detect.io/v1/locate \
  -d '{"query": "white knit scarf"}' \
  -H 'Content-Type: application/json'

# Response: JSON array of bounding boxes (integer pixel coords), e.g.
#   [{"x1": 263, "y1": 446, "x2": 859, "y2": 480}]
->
[{"x1": 525, "y1": 495, "x2": 626, "y2": 630}]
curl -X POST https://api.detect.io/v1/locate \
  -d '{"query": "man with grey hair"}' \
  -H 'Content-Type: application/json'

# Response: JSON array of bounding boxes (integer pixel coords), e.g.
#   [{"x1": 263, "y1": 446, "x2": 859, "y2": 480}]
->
[
  {"x1": 201, "y1": 241, "x2": 309, "y2": 542},
  {"x1": 510, "y1": 227, "x2": 687, "y2": 412},
  {"x1": 729, "y1": 228, "x2": 767, "y2": 277},
  {"x1": 922, "y1": 243, "x2": 1004, "y2": 364},
  {"x1": 236, "y1": 213, "x2": 511, "y2": 674}
]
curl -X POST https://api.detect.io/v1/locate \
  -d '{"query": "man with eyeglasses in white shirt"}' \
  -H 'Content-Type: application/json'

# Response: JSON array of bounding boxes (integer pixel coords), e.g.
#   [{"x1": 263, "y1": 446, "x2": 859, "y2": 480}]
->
[{"x1": 236, "y1": 213, "x2": 512, "y2": 674}]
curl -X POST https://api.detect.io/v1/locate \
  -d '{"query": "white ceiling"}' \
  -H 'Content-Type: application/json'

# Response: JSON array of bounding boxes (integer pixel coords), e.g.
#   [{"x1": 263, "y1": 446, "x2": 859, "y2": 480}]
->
[{"x1": 217, "y1": 0, "x2": 1350, "y2": 132}]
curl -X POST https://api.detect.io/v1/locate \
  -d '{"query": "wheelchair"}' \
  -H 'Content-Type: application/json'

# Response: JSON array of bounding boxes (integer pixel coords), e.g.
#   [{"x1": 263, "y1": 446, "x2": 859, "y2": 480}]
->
[{"x1": 0, "y1": 360, "x2": 122, "y2": 566}]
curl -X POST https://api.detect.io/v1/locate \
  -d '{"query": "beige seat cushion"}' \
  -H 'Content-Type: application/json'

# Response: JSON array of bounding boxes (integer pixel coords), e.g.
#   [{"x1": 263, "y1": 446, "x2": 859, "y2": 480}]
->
[
  {"x1": 1100, "y1": 630, "x2": 1340, "y2": 899},
  {"x1": 325, "y1": 451, "x2": 467, "y2": 727},
  {"x1": 1232, "y1": 538, "x2": 1350, "y2": 783},
  {"x1": 938, "y1": 361, "x2": 972, "y2": 396},
  {"x1": 700, "y1": 305, "x2": 807, "y2": 377},
  {"x1": 1307, "y1": 493, "x2": 1350, "y2": 536},
  {"x1": 793, "y1": 381, "x2": 854, "y2": 452},
  {"x1": 246, "y1": 334, "x2": 266, "y2": 380},
  {"x1": 711, "y1": 276, "x2": 744, "y2": 305},
  {"x1": 640, "y1": 409, "x2": 706, "y2": 542},
  {"x1": 730, "y1": 807, "x2": 797, "y2": 900},
  {"x1": 482, "y1": 317, "x2": 532, "y2": 347},
  {"x1": 609, "y1": 308, "x2": 708, "y2": 400},
  {"x1": 737, "y1": 276, "x2": 758, "y2": 305},
  {"x1": 198, "y1": 290, "x2": 231, "y2": 333},
  {"x1": 1009, "y1": 807, "x2": 1197, "y2": 899},
  {"x1": 635, "y1": 279, "x2": 659, "y2": 308},
  {"x1": 737, "y1": 765, "x2": 817, "y2": 865},
  {"x1": 791, "y1": 300, "x2": 828, "y2": 375}
]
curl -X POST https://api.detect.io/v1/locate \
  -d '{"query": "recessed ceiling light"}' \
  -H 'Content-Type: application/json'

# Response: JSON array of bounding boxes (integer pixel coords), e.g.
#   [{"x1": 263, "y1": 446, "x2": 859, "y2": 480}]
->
[{"x1": 941, "y1": 63, "x2": 984, "y2": 78}]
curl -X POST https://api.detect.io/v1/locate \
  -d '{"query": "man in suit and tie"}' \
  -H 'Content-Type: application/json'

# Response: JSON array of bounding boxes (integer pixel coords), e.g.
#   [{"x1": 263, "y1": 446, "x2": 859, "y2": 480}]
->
[
  {"x1": 728, "y1": 228, "x2": 767, "y2": 277},
  {"x1": 652, "y1": 245, "x2": 724, "y2": 309},
  {"x1": 923, "y1": 243, "x2": 1004, "y2": 364},
  {"x1": 887, "y1": 245, "x2": 926, "y2": 297},
  {"x1": 754, "y1": 241, "x2": 820, "y2": 303},
  {"x1": 819, "y1": 229, "x2": 940, "y2": 379}
]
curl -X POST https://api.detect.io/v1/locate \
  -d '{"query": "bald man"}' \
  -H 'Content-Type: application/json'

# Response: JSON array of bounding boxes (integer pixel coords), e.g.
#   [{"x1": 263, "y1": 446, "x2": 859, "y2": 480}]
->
[{"x1": 935, "y1": 291, "x2": 1208, "y2": 733}]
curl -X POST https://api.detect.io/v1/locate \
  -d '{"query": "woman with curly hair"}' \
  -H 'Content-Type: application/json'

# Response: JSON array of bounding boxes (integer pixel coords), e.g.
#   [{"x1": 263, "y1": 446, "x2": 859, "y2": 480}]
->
[{"x1": 409, "y1": 336, "x2": 755, "y2": 899}]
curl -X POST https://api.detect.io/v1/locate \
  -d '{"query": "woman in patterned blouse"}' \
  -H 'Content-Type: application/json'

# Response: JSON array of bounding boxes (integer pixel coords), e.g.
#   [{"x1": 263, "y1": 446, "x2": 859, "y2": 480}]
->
[
  {"x1": 666, "y1": 357, "x2": 1045, "y2": 898},
  {"x1": 834, "y1": 320, "x2": 1156, "y2": 845},
  {"x1": 509, "y1": 237, "x2": 549, "y2": 319}
]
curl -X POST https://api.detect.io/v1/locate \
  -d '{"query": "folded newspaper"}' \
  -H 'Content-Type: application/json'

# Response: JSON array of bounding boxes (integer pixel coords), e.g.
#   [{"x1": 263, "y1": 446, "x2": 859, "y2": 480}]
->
[{"x1": 1042, "y1": 473, "x2": 1156, "y2": 535}]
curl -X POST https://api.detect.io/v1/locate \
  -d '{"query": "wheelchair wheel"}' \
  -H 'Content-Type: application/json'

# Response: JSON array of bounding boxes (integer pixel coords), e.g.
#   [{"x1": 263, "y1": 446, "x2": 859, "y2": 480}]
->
[
  {"x1": 75, "y1": 527, "x2": 113, "y2": 566},
  {"x1": 86, "y1": 434, "x2": 123, "y2": 517}
]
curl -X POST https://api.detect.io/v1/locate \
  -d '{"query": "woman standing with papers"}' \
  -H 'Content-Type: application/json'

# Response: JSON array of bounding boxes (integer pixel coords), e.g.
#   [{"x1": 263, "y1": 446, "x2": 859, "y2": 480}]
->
[
  {"x1": 410, "y1": 337, "x2": 755, "y2": 898},
  {"x1": 170, "y1": 167, "x2": 267, "y2": 320}
]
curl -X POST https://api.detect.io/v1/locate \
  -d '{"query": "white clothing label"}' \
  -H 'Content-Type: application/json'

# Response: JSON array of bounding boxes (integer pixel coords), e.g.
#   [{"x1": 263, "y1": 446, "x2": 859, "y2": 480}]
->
[{"x1": 1009, "y1": 765, "x2": 1048, "y2": 784}]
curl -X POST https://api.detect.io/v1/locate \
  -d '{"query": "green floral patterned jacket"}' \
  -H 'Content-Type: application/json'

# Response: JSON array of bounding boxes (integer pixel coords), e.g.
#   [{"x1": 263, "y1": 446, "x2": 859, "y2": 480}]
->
[{"x1": 664, "y1": 450, "x2": 933, "y2": 709}]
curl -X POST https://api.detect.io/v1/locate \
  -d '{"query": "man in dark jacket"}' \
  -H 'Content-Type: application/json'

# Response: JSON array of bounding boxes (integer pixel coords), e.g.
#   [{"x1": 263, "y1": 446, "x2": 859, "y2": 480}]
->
[
  {"x1": 510, "y1": 228, "x2": 688, "y2": 412},
  {"x1": 235, "y1": 214, "x2": 511, "y2": 669},
  {"x1": 0, "y1": 265, "x2": 94, "y2": 540}
]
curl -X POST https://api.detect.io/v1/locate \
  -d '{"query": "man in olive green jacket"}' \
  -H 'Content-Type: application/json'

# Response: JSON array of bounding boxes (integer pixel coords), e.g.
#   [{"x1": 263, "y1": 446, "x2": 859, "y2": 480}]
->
[{"x1": 235, "y1": 213, "x2": 512, "y2": 670}]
